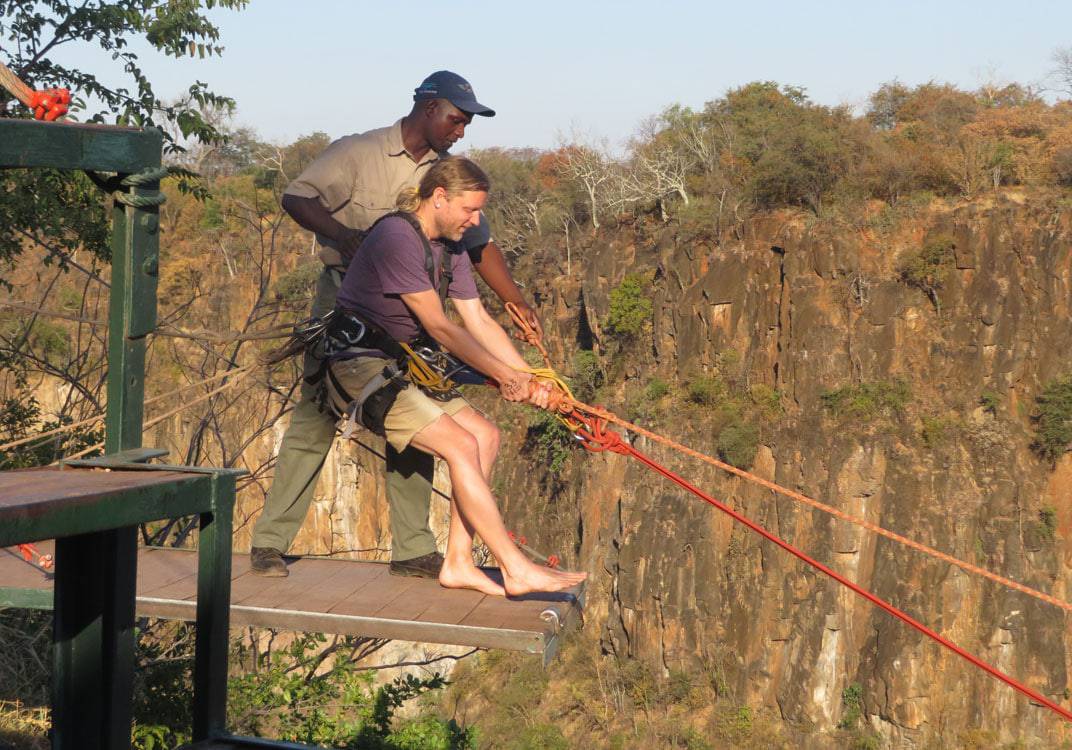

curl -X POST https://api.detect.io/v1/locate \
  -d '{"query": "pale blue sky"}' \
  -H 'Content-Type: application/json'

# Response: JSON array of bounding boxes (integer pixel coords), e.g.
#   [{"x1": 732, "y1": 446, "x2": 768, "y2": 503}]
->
[{"x1": 54, "y1": 0, "x2": 1072, "y2": 150}]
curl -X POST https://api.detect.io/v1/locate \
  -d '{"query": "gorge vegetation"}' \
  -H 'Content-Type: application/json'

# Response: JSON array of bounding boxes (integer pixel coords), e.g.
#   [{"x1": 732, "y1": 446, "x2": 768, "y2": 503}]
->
[{"x1": 5, "y1": 4, "x2": 1072, "y2": 748}]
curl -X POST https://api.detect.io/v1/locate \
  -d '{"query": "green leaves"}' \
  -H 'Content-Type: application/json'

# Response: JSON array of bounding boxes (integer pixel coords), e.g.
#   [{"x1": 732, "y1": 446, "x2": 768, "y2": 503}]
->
[
  {"x1": 605, "y1": 273, "x2": 653, "y2": 341},
  {"x1": 897, "y1": 234, "x2": 956, "y2": 312},
  {"x1": 0, "y1": 168, "x2": 110, "y2": 277},
  {"x1": 1032, "y1": 375, "x2": 1072, "y2": 463},
  {"x1": 1, "y1": 0, "x2": 244, "y2": 153},
  {"x1": 226, "y1": 631, "x2": 463, "y2": 748},
  {"x1": 0, "y1": 1, "x2": 245, "y2": 273}
]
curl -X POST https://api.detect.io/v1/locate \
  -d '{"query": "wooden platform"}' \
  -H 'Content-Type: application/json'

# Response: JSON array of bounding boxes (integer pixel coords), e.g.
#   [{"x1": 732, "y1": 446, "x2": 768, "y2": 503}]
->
[
  {"x1": 0, "y1": 542, "x2": 584, "y2": 663},
  {"x1": 0, "y1": 464, "x2": 206, "y2": 546}
]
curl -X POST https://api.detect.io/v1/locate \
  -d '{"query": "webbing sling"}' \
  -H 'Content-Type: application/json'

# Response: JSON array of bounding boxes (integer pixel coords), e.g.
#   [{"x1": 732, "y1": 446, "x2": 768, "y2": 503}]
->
[
  {"x1": 316, "y1": 212, "x2": 459, "y2": 433},
  {"x1": 365, "y1": 211, "x2": 453, "y2": 305}
]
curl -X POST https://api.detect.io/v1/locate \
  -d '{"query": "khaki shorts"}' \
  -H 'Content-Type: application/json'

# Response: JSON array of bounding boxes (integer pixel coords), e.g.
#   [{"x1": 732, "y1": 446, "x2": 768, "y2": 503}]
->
[{"x1": 327, "y1": 356, "x2": 468, "y2": 452}]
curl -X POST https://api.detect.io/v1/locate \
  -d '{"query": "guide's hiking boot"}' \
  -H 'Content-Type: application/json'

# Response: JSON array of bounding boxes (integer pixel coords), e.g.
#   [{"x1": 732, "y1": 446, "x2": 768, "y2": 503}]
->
[
  {"x1": 389, "y1": 551, "x2": 444, "y2": 578},
  {"x1": 250, "y1": 547, "x2": 289, "y2": 577}
]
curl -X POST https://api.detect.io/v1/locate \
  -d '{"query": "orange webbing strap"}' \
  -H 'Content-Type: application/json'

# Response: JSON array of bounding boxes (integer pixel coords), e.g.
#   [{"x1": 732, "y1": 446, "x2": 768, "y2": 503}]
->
[
  {"x1": 0, "y1": 61, "x2": 69, "y2": 121},
  {"x1": 505, "y1": 307, "x2": 1072, "y2": 616}
]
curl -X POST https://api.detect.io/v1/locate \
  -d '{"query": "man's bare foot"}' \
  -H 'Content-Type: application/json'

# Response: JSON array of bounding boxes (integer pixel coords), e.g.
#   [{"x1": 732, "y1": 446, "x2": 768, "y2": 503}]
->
[
  {"x1": 503, "y1": 561, "x2": 587, "y2": 597},
  {"x1": 439, "y1": 560, "x2": 507, "y2": 596}
]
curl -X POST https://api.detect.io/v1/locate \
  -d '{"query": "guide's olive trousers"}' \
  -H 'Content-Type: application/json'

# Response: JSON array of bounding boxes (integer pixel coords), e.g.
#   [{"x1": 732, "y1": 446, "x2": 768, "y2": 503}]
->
[{"x1": 250, "y1": 269, "x2": 438, "y2": 562}]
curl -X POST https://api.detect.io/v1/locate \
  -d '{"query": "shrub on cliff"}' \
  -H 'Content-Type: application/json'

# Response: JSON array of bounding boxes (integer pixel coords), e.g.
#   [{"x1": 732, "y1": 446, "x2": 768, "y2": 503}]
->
[
  {"x1": 820, "y1": 380, "x2": 911, "y2": 422},
  {"x1": 0, "y1": 396, "x2": 103, "y2": 470},
  {"x1": 524, "y1": 410, "x2": 576, "y2": 474},
  {"x1": 571, "y1": 350, "x2": 604, "y2": 402},
  {"x1": 717, "y1": 422, "x2": 759, "y2": 469},
  {"x1": 1032, "y1": 375, "x2": 1072, "y2": 463},
  {"x1": 605, "y1": 274, "x2": 653, "y2": 341},
  {"x1": 272, "y1": 261, "x2": 322, "y2": 307},
  {"x1": 898, "y1": 234, "x2": 956, "y2": 313},
  {"x1": 686, "y1": 374, "x2": 725, "y2": 406}
]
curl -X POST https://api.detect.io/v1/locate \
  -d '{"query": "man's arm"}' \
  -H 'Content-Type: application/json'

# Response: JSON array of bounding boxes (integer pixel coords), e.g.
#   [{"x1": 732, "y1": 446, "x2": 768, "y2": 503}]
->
[
  {"x1": 470, "y1": 241, "x2": 544, "y2": 338},
  {"x1": 280, "y1": 194, "x2": 365, "y2": 259},
  {"x1": 451, "y1": 297, "x2": 529, "y2": 370},
  {"x1": 401, "y1": 289, "x2": 531, "y2": 400}
]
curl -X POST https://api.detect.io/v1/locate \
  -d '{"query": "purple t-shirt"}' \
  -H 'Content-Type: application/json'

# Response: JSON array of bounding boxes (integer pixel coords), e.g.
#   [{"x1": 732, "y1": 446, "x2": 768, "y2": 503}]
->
[{"x1": 336, "y1": 215, "x2": 479, "y2": 343}]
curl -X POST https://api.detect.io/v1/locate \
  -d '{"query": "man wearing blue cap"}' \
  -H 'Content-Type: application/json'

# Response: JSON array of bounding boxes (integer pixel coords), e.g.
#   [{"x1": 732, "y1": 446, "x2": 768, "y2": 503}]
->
[{"x1": 251, "y1": 71, "x2": 543, "y2": 577}]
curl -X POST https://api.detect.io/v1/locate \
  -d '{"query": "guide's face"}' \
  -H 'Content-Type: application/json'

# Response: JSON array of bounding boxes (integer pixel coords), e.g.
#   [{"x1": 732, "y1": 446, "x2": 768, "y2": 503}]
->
[
  {"x1": 425, "y1": 100, "x2": 472, "y2": 152},
  {"x1": 437, "y1": 190, "x2": 487, "y2": 241}
]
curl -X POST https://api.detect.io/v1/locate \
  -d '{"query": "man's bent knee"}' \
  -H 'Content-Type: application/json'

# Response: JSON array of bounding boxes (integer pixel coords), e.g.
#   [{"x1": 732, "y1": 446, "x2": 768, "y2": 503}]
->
[{"x1": 412, "y1": 414, "x2": 481, "y2": 465}]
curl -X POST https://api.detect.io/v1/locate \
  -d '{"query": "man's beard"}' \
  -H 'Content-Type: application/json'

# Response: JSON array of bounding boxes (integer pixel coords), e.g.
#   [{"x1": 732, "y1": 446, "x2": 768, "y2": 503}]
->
[{"x1": 436, "y1": 216, "x2": 465, "y2": 241}]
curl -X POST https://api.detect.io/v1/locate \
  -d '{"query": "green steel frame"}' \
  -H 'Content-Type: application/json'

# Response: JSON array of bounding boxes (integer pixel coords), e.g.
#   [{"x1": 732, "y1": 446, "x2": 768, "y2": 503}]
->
[{"x1": 0, "y1": 120, "x2": 258, "y2": 749}]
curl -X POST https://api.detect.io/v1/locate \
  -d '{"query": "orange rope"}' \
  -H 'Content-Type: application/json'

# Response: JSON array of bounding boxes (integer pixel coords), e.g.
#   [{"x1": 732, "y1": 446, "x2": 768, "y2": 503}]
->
[
  {"x1": 505, "y1": 302, "x2": 550, "y2": 362},
  {"x1": 506, "y1": 305, "x2": 1072, "y2": 615},
  {"x1": 571, "y1": 412, "x2": 1072, "y2": 724}
]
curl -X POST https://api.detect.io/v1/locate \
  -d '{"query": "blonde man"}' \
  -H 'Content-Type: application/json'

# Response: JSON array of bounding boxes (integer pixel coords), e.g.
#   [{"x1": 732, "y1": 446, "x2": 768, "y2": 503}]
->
[{"x1": 328, "y1": 157, "x2": 585, "y2": 595}]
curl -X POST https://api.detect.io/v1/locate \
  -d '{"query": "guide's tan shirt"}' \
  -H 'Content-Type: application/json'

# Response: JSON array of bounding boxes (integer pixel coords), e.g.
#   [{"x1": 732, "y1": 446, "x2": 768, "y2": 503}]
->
[{"x1": 283, "y1": 118, "x2": 442, "y2": 266}]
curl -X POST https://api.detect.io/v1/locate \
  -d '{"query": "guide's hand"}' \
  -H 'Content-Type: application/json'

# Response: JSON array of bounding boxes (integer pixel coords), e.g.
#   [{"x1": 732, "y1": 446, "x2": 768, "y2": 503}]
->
[
  {"x1": 333, "y1": 227, "x2": 367, "y2": 263},
  {"x1": 525, "y1": 379, "x2": 554, "y2": 410},
  {"x1": 499, "y1": 371, "x2": 533, "y2": 403},
  {"x1": 511, "y1": 301, "x2": 544, "y2": 342}
]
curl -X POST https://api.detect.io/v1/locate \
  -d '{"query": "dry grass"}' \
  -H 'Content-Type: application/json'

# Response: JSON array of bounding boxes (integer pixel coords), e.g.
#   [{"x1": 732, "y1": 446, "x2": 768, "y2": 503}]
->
[{"x1": 0, "y1": 699, "x2": 49, "y2": 750}]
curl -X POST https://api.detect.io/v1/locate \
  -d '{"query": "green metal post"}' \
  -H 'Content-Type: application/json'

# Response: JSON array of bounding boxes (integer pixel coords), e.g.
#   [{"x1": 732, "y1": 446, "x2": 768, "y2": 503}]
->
[
  {"x1": 51, "y1": 528, "x2": 138, "y2": 749},
  {"x1": 52, "y1": 135, "x2": 163, "y2": 750},
  {"x1": 106, "y1": 162, "x2": 162, "y2": 449},
  {"x1": 192, "y1": 471, "x2": 237, "y2": 740}
]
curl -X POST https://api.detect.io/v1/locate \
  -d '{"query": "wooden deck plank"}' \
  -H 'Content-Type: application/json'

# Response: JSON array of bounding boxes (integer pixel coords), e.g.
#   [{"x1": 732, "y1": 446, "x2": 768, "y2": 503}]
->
[
  {"x1": 136, "y1": 551, "x2": 200, "y2": 599},
  {"x1": 414, "y1": 586, "x2": 485, "y2": 625},
  {"x1": 264, "y1": 561, "x2": 385, "y2": 614},
  {"x1": 237, "y1": 558, "x2": 376, "y2": 610},
  {"x1": 139, "y1": 546, "x2": 252, "y2": 601},
  {"x1": 227, "y1": 570, "x2": 286, "y2": 606},
  {"x1": 458, "y1": 596, "x2": 516, "y2": 630},
  {"x1": 328, "y1": 571, "x2": 422, "y2": 617},
  {"x1": 0, "y1": 547, "x2": 54, "y2": 589},
  {"x1": 371, "y1": 577, "x2": 452, "y2": 621},
  {"x1": 136, "y1": 546, "x2": 200, "y2": 593}
]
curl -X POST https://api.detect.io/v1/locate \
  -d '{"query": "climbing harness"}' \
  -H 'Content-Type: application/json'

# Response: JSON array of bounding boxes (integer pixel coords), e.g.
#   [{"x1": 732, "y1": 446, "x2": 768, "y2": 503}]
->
[
  {"x1": 503, "y1": 302, "x2": 1072, "y2": 724},
  {"x1": 303, "y1": 212, "x2": 487, "y2": 434},
  {"x1": 323, "y1": 355, "x2": 409, "y2": 439}
]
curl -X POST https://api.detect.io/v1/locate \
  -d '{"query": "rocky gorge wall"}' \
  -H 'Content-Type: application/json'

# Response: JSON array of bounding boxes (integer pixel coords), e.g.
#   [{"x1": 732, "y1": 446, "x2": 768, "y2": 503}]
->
[{"x1": 212, "y1": 193, "x2": 1072, "y2": 747}]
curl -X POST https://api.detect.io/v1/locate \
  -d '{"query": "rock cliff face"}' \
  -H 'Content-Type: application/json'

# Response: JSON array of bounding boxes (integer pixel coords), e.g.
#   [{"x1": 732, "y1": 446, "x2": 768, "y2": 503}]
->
[{"x1": 229, "y1": 194, "x2": 1072, "y2": 746}]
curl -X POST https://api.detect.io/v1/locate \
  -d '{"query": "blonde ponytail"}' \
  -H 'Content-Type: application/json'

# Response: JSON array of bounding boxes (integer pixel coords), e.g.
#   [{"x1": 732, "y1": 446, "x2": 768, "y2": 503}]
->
[
  {"x1": 397, "y1": 157, "x2": 490, "y2": 214},
  {"x1": 395, "y1": 186, "x2": 420, "y2": 212}
]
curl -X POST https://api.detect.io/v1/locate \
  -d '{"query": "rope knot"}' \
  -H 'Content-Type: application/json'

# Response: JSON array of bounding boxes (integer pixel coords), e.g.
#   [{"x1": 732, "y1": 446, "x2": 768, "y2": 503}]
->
[{"x1": 575, "y1": 414, "x2": 629, "y2": 455}]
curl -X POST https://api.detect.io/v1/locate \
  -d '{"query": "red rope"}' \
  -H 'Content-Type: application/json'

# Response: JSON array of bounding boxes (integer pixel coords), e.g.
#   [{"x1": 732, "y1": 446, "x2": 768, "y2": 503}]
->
[
  {"x1": 574, "y1": 415, "x2": 1072, "y2": 724},
  {"x1": 502, "y1": 307, "x2": 1071, "y2": 722}
]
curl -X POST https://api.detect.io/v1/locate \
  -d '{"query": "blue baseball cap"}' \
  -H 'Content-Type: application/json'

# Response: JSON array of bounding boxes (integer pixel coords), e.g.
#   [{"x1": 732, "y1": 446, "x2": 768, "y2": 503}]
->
[{"x1": 414, "y1": 71, "x2": 495, "y2": 117}]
